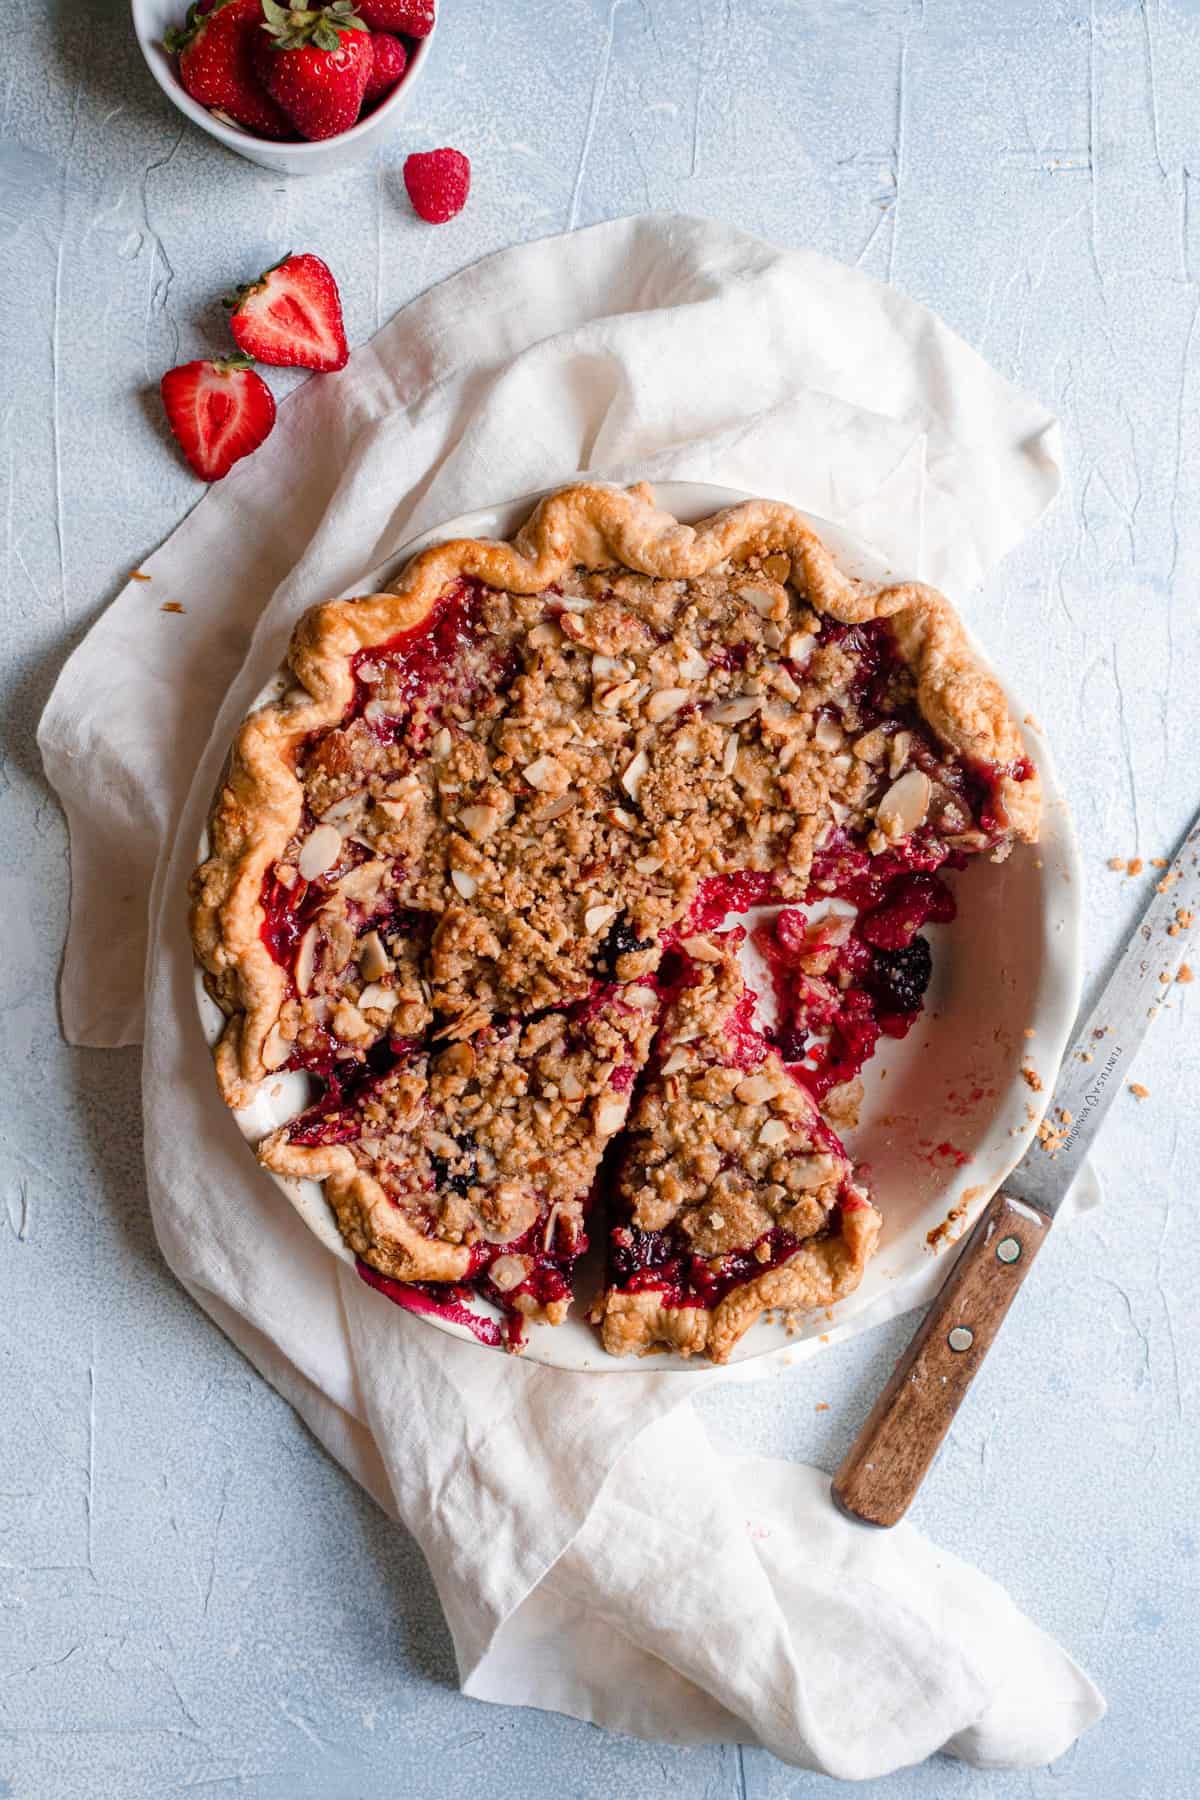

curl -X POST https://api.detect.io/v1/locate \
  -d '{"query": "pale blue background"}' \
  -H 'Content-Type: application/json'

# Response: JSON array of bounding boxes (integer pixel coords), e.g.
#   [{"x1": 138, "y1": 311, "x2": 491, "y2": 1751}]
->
[{"x1": 3, "y1": 2, "x2": 1198, "y2": 1796}]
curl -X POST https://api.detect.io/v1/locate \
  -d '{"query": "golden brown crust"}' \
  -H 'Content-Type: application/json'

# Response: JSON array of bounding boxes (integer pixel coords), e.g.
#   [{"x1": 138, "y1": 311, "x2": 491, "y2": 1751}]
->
[
  {"x1": 192, "y1": 480, "x2": 1039, "y2": 1101},
  {"x1": 597, "y1": 1200, "x2": 881, "y2": 1363}
]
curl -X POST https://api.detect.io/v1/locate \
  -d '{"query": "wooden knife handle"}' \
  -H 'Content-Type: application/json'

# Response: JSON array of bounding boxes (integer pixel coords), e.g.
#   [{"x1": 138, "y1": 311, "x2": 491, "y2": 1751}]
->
[{"x1": 831, "y1": 1191, "x2": 1051, "y2": 1528}]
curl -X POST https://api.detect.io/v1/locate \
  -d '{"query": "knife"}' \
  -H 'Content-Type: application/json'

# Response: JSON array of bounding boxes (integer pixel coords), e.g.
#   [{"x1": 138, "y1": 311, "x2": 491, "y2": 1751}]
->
[{"x1": 832, "y1": 808, "x2": 1200, "y2": 1528}]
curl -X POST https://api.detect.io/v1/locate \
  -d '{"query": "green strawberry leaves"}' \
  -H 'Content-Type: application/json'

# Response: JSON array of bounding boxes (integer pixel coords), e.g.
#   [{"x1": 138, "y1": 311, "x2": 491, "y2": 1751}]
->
[{"x1": 259, "y1": 0, "x2": 367, "y2": 52}]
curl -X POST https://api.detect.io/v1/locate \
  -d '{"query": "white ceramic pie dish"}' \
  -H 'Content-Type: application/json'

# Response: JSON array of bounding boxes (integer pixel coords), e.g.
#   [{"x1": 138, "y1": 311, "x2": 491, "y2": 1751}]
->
[
  {"x1": 194, "y1": 481, "x2": 1081, "y2": 1374},
  {"x1": 131, "y1": 0, "x2": 437, "y2": 177}
]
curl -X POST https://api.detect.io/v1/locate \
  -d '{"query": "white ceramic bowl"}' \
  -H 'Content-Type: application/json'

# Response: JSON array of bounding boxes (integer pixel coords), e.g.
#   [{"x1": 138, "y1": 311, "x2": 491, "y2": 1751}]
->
[
  {"x1": 131, "y1": 0, "x2": 436, "y2": 176},
  {"x1": 195, "y1": 481, "x2": 1082, "y2": 1374}
]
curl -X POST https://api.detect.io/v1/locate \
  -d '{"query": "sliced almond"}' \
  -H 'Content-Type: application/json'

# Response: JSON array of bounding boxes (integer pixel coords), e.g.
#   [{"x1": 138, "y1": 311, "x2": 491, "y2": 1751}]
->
[
  {"x1": 451, "y1": 868, "x2": 478, "y2": 900},
  {"x1": 740, "y1": 583, "x2": 786, "y2": 621},
  {"x1": 591, "y1": 653, "x2": 625, "y2": 677},
  {"x1": 621, "y1": 749, "x2": 650, "y2": 802},
  {"x1": 528, "y1": 620, "x2": 563, "y2": 650},
  {"x1": 331, "y1": 1000, "x2": 369, "y2": 1043},
  {"x1": 660, "y1": 1047, "x2": 690, "y2": 1076},
  {"x1": 707, "y1": 696, "x2": 761, "y2": 725},
  {"x1": 626, "y1": 985, "x2": 659, "y2": 1010},
  {"x1": 677, "y1": 645, "x2": 709, "y2": 681},
  {"x1": 559, "y1": 1069, "x2": 586, "y2": 1102},
  {"x1": 557, "y1": 594, "x2": 592, "y2": 614},
  {"x1": 762, "y1": 553, "x2": 791, "y2": 583},
  {"x1": 430, "y1": 726, "x2": 453, "y2": 761},
  {"x1": 295, "y1": 924, "x2": 319, "y2": 996},
  {"x1": 646, "y1": 686, "x2": 690, "y2": 723},
  {"x1": 262, "y1": 1024, "x2": 291, "y2": 1072},
  {"x1": 758, "y1": 1117, "x2": 791, "y2": 1147},
  {"x1": 358, "y1": 929, "x2": 391, "y2": 982},
  {"x1": 877, "y1": 768, "x2": 932, "y2": 838},
  {"x1": 595, "y1": 1096, "x2": 628, "y2": 1137},
  {"x1": 762, "y1": 622, "x2": 786, "y2": 650},
  {"x1": 297, "y1": 823, "x2": 342, "y2": 881},
  {"x1": 813, "y1": 714, "x2": 844, "y2": 752},
  {"x1": 735, "y1": 1072, "x2": 779, "y2": 1104},
  {"x1": 584, "y1": 903, "x2": 618, "y2": 935},
  {"x1": 722, "y1": 732, "x2": 740, "y2": 777},
  {"x1": 771, "y1": 665, "x2": 802, "y2": 702},
  {"x1": 459, "y1": 803, "x2": 502, "y2": 842},
  {"x1": 785, "y1": 631, "x2": 816, "y2": 668},
  {"x1": 888, "y1": 731, "x2": 913, "y2": 779},
  {"x1": 791, "y1": 1153, "x2": 837, "y2": 1191},
  {"x1": 489, "y1": 1254, "x2": 531, "y2": 1293},
  {"x1": 607, "y1": 806, "x2": 637, "y2": 831},
  {"x1": 522, "y1": 753, "x2": 569, "y2": 793},
  {"x1": 358, "y1": 982, "x2": 398, "y2": 1015},
  {"x1": 679, "y1": 934, "x2": 722, "y2": 962},
  {"x1": 558, "y1": 612, "x2": 588, "y2": 643},
  {"x1": 634, "y1": 853, "x2": 664, "y2": 874},
  {"x1": 854, "y1": 727, "x2": 890, "y2": 764},
  {"x1": 320, "y1": 790, "x2": 364, "y2": 823},
  {"x1": 595, "y1": 678, "x2": 644, "y2": 714},
  {"x1": 536, "y1": 791, "x2": 578, "y2": 822}
]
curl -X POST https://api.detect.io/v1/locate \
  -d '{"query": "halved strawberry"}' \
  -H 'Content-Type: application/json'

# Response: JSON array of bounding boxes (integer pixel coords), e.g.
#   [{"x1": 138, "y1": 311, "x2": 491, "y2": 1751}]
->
[
  {"x1": 225, "y1": 253, "x2": 349, "y2": 371},
  {"x1": 165, "y1": 0, "x2": 294, "y2": 139},
  {"x1": 160, "y1": 356, "x2": 276, "y2": 482}
]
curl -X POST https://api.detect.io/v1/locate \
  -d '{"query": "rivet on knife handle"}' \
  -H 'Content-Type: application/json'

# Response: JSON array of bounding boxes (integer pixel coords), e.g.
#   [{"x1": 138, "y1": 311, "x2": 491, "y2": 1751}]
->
[{"x1": 831, "y1": 1192, "x2": 1050, "y2": 1529}]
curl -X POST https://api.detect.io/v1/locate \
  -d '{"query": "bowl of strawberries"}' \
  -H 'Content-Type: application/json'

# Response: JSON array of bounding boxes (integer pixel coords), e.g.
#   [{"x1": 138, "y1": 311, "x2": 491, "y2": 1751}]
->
[{"x1": 132, "y1": 0, "x2": 437, "y2": 175}]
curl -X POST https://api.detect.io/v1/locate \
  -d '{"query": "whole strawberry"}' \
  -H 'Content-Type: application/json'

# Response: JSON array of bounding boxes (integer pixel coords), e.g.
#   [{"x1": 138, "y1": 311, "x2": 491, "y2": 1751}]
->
[
  {"x1": 256, "y1": 0, "x2": 373, "y2": 141},
  {"x1": 225, "y1": 253, "x2": 349, "y2": 371},
  {"x1": 362, "y1": 32, "x2": 407, "y2": 109},
  {"x1": 165, "y1": 0, "x2": 294, "y2": 138},
  {"x1": 355, "y1": 0, "x2": 435, "y2": 34},
  {"x1": 160, "y1": 356, "x2": 276, "y2": 482}
]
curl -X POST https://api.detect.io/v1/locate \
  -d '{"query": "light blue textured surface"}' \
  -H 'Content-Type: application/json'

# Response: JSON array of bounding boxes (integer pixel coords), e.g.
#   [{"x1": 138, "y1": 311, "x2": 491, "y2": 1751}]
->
[{"x1": 3, "y1": 2, "x2": 1199, "y2": 1796}]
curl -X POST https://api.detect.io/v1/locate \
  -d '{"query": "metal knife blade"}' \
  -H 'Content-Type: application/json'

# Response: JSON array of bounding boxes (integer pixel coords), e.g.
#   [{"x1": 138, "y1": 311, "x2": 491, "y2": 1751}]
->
[{"x1": 1006, "y1": 809, "x2": 1200, "y2": 1217}]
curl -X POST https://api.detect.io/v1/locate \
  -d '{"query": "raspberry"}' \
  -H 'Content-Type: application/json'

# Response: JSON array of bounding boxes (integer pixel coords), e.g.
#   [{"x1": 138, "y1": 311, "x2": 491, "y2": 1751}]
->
[
  {"x1": 867, "y1": 936, "x2": 933, "y2": 1015},
  {"x1": 403, "y1": 147, "x2": 471, "y2": 224}
]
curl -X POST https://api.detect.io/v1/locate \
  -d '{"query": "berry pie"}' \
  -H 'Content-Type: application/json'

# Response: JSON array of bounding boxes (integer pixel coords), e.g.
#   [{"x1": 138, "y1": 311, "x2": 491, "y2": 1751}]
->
[{"x1": 192, "y1": 482, "x2": 1039, "y2": 1360}]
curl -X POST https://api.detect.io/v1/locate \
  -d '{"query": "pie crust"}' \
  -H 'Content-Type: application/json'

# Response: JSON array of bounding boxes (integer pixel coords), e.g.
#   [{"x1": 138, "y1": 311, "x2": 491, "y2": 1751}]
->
[{"x1": 191, "y1": 481, "x2": 1039, "y2": 1360}]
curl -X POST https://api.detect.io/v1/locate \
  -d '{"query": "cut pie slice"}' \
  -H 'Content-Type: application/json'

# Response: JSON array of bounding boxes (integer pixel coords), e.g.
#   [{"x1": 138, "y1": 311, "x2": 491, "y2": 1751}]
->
[
  {"x1": 596, "y1": 932, "x2": 881, "y2": 1362},
  {"x1": 258, "y1": 980, "x2": 659, "y2": 1348},
  {"x1": 192, "y1": 481, "x2": 1039, "y2": 1357}
]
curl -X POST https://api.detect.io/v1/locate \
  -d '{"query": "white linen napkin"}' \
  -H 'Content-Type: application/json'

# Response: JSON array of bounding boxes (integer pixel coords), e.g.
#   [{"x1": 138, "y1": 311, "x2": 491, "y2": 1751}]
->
[{"x1": 39, "y1": 213, "x2": 1103, "y2": 1776}]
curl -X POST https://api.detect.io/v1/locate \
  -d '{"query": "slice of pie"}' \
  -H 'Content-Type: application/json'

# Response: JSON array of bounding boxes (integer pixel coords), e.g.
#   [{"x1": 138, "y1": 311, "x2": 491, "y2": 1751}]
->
[
  {"x1": 192, "y1": 481, "x2": 1039, "y2": 1356},
  {"x1": 596, "y1": 931, "x2": 880, "y2": 1362},
  {"x1": 258, "y1": 980, "x2": 658, "y2": 1345}
]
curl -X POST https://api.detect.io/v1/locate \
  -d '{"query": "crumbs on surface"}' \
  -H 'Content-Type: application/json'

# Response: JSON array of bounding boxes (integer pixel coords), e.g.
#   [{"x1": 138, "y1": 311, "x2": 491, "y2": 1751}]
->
[
  {"x1": 1078, "y1": 1048, "x2": 1094, "y2": 1062},
  {"x1": 1152, "y1": 857, "x2": 1169, "y2": 868},
  {"x1": 926, "y1": 1198, "x2": 969, "y2": 1251},
  {"x1": 1178, "y1": 964, "x2": 1194, "y2": 984},
  {"x1": 1129, "y1": 1082, "x2": 1150, "y2": 1100},
  {"x1": 161, "y1": 601, "x2": 185, "y2": 615},
  {"x1": 1157, "y1": 872, "x2": 1180, "y2": 893},
  {"x1": 131, "y1": 569, "x2": 151, "y2": 582},
  {"x1": 1168, "y1": 908, "x2": 1195, "y2": 938},
  {"x1": 1021, "y1": 1064, "x2": 1043, "y2": 1092},
  {"x1": 815, "y1": 1402, "x2": 830, "y2": 1413}
]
